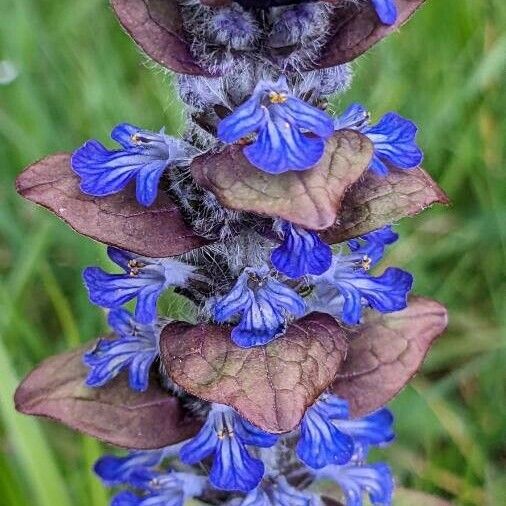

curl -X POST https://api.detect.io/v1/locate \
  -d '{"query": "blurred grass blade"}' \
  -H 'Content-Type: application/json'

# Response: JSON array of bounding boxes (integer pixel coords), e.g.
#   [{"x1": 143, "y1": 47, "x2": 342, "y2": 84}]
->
[{"x1": 0, "y1": 335, "x2": 72, "y2": 506}]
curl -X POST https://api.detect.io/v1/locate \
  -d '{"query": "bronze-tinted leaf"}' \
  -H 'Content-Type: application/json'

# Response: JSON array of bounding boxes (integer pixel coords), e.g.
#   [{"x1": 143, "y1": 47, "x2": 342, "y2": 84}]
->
[
  {"x1": 14, "y1": 342, "x2": 201, "y2": 449},
  {"x1": 191, "y1": 130, "x2": 373, "y2": 230},
  {"x1": 160, "y1": 313, "x2": 348, "y2": 433},
  {"x1": 321, "y1": 167, "x2": 449, "y2": 244},
  {"x1": 332, "y1": 296, "x2": 448, "y2": 417},
  {"x1": 111, "y1": 0, "x2": 209, "y2": 76},
  {"x1": 321, "y1": 498, "x2": 343, "y2": 506},
  {"x1": 16, "y1": 153, "x2": 209, "y2": 257},
  {"x1": 316, "y1": 0, "x2": 427, "y2": 69}
]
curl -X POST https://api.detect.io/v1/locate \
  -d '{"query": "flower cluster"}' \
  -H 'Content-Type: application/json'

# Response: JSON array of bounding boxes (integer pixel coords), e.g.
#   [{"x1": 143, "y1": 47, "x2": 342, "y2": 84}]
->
[
  {"x1": 212, "y1": 224, "x2": 412, "y2": 347},
  {"x1": 14, "y1": 2, "x2": 449, "y2": 506},
  {"x1": 95, "y1": 396, "x2": 394, "y2": 504}
]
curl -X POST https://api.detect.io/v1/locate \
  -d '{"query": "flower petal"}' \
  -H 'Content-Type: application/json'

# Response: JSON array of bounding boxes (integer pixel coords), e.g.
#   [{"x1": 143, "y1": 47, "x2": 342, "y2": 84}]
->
[
  {"x1": 278, "y1": 97, "x2": 334, "y2": 138},
  {"x1": 217, "y1": 95, "x2": 267, "y2": 143},
  {"x1": 297, "y1": 407, "x2": 354, "y2": 469},
  {"x1": 244, "y1": 119, "x2": 325, "y2": 173},
  {"x1": 371, "y1": 0, "x2": 398, "y2": 25},
  {"x1": 271, "y1": 223, "x2": 332, "y2": 278},
  {"x1": 210, "y1": 438, "x2": 264, "y2": 492},
  {"x1": 364, "y1": 113, "x2": 423, "y2": 173}
]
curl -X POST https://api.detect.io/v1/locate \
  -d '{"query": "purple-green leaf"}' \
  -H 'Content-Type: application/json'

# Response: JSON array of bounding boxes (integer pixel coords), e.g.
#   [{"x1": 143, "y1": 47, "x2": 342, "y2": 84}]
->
[
  {"x1": 160, "y1": 313, "x2": 348, "y2": 433},
  {"x1": 321, "y1": 498, "x2": 343, "y2": 506},
  {"x1": 15, "y1": 153, "x2": 209, "y2": 257},
  {"x1": 110, "y1": 1, "x2": 425, "y2": 74},
  {"x1": 191, "y1": 130, "x2": 373, "y2": 230},
  {"x1": 321, "y1": 167, "x2": 449, "y2": 244},
  {"x1": 332, "y1": 296, "x2": 448, "y2": 418},
  {"x1": 316, "y1": 0, "x2": 427, "y2": 69},
  {"x1": 14, "y1": 341, "x2": 201, "y2": 449},
  {"x1": 110, "y1": 0, "x2": 210, "y2": 76}
]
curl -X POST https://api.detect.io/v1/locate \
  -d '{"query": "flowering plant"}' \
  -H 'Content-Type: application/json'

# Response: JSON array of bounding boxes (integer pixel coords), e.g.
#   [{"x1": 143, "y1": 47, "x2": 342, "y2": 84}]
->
[{"x1": 15, "y1": 1, "x2": 449, "y2": 504}]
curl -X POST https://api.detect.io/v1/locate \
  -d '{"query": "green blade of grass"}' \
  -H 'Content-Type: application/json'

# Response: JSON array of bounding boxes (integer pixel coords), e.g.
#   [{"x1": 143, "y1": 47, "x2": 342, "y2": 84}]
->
[{"x1": 0, "y1": 334, "x2": 73, "y2": 506}]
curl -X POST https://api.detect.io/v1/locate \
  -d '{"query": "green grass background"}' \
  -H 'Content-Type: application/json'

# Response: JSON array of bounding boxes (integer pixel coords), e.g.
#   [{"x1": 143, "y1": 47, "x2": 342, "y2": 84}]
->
[{"x1": 0, "y1": 0, "x2": 504, "y2": 504}]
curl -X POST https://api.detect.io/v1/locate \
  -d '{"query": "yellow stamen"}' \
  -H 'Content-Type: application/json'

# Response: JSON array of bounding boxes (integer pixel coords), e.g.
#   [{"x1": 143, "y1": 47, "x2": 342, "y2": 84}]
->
[
  {"x1": 128, "y1": 259, "x2": 145, "y2": 277},
  {"x1": 268, "y1": 91, "x2": 288, "y2": 104},
  {"x1": 361, "y1": 255, "x2": 372, "y2": 271},
  {"x1": 299, "y1": 285, "x2": 314, "y2": 298},
  {"x1": 217, "y1": 429, "x2": 234, "y2": 440}
]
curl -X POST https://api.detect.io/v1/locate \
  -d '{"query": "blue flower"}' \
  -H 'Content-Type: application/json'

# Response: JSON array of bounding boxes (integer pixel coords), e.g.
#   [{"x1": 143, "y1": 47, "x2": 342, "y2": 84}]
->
[
  {"x1": 334, "y1": 408, "x2": 395, "y2": 461},
  {"x1": 310, "y1": 249, "x2": 413, "y2": 325},
  {"x1": 270, "y1": 478, "x2": 320, "y2": 506},
  {"x1": 371, "y1": 0, "x2": 398, "y2": 25},
  {"x1": 179, "y1": 404, "x2": 277, "y2": 492},
  {"x1": 94, "y1": 450, "x2": 167, "y2": 486},
  {"x1": 297, "y1": 394, "x2": 354, "y2": 469},
  {"x1": 111, "y1": 492, "x2": 142, "y2": 506},
  {"x1": 333, "y1": 103, "x2": 370, "y2": 131},
  {"x1": 317, "y1": 463, "x2": 394, "y2": 506},
  {"x1": 271, "y1": 222, "x2": 332, "y2": 279},
  {"x1": 240, "y1": 488, "x2": 271, "y2": 506},
  {"x1": 297, "y1": 393, "x2": 394, "y2": 470},
  {"x1": 241, "y1": 477, "x2": 319, "y2": 505},
  {"x1": 83, "y1": 247, "x2": 198, "y2": 324},
  {"x1": 214, "y1": 266, "x2": 306, "y2": 347},
  {"x1": 363, "y1": 113, "x2": 423, "y2": 176},
  {"x1": 83, "y1": 309, "x2": 159, "y2": 392},
  {"x1": 71, "y1": 124, "x2": 198, "y2": 207},
  {"x1": 335, "y1": 104, "x2": 423, "y2": 176},
  {"x1": 110, "y1": 470, "x2": 206, "y2": 506},
  {"x1": 347, "y1": 226, "x2": 399, "y2": 266},
  {"x1": 218, "y1": 77, "x2": 334, "y2": 174}
]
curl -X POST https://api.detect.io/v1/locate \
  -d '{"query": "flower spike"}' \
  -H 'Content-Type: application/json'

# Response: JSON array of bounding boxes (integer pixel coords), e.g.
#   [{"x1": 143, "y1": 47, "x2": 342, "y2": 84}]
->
[{"x1": 14, "y1": 2, "x2": 448, "y2": 505}]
